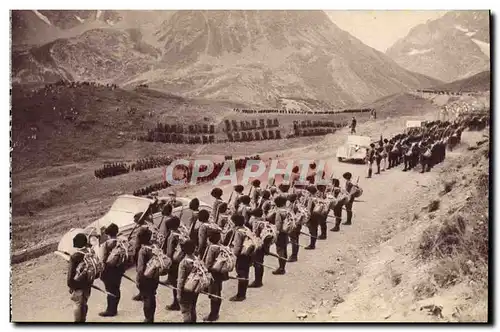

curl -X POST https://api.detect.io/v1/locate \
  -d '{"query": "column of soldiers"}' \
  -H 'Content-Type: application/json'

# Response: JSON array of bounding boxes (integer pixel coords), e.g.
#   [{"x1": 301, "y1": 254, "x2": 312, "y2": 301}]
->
[
  {"x1": 94, "y1": 163, "x2": 130, "y2": 179},
  {"x1": 130, "y1": 156, "x2": 174, "y2": 172},
  {"x1": 364, "y1": 119, "x2": 476, "y2": 178},
  {"x1": 67, "y1": 165, "x2": 363, "y2": 323},
  {"x1": 95, "y1": 156, "x2": 175, "y2": 179},
  {"x1": 132, "y1": 155, "x2": 261, "y2": 197},
  {"x1": 144, "y1": 122, "x2": 216, "y2": 144}
]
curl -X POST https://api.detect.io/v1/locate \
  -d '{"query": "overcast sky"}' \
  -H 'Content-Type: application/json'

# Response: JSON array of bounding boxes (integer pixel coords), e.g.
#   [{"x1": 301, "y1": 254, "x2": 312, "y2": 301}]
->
[{"x1": 326, "y1": 10, "x2": 449, "y2": 52}]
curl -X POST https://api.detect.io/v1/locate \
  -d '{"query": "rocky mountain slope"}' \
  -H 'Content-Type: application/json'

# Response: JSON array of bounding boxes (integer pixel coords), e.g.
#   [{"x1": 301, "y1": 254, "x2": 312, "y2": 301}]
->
[
  {"x1": 12, "y1": 10, "x2": 440, "y2": 108},
  {"x1": 386, "y1": 11, "x2": 490, "y2": 82}
]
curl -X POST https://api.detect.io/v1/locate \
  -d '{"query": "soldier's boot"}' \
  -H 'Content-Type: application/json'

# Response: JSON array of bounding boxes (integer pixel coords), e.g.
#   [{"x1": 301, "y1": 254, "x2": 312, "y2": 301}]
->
[
  {"x1": 229, "y1": 280, "x2": 248, "y2": 301},
  {"x1": 305, "y1": 236, "x2": 316, "y2": 250},
  {"x1": 318, "y1": 222, "x2": 327, "y2": 239},
  {"x1": 166, "y1": 291, "x2": 180, "y2": 311},
  {"x1": 272, "y1": 258, "x2": 286, "y2": 275},
  {"x1": 376, "y1": 164, "x2": 381, "y2": 174},
  {"x1": 367, "y1": 168, "x2": 373, "y2": 178},
  {"x1": 132, "y1": 293, "x2": 143, "y2": 301},
  {"x1": 203, "y1": 299, "x2": 221, "y2": 322},
  {"x1": 343, "y1": 211, "x2": 353, "y2": 225},
  {"x1": 249, "y1": 267, "x2": 264, "y2": 288},
  {"x1": 288, "y1": 242, "x2": 299, "y2": 262},
  {"x1": 99, "y1": 296, "x2": 118, "y2": 317},
  {"x1": 330, "y1": 218, "x2": 341, "y2": 232}
]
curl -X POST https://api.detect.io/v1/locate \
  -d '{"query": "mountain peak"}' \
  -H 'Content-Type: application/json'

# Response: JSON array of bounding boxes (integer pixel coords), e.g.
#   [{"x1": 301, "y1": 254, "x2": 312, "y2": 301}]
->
[{"x1": 386, "y1": 10, "x2": 490, "y2": 82}]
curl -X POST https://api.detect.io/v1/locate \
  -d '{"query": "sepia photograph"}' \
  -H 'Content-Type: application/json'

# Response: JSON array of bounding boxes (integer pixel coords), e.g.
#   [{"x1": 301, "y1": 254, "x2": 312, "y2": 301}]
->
[{"x1": 9, "y1": 8, "x2": 491, "y2": 323}]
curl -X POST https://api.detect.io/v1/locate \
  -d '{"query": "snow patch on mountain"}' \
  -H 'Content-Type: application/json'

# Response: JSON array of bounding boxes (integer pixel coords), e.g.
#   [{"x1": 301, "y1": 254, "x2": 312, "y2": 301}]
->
[
  {"x1": 472, "y1": 39, "x2": 490, "y2": 57},
  {"x1": 408, "y1": 48, "x2": 432, "y2": 56},
  {"x1": 454, "y1": 24, "x2": 469, "y2": 32},
  {"x1": 32, "y1": 10, "x2": 52, "y2": 26},
  {"x1": 75, "y1": 15, "x2": 84, "y2": 23}
]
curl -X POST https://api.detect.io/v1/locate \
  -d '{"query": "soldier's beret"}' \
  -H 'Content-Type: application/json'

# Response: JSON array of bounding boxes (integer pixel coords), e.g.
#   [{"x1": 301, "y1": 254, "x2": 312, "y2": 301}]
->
[
  {"x1": 252, "y1": 179, "x2": 261, "y2": 187},
  {"x1": 317, "y1": 184, "x2": 326, "y2": 191},
  {"x1": 279, "y1": 183, "x2": 290, "y2": 192},
  {"x1": 343, "y1": 172, "x2": 352, "y2": 180},
  {"x1": 240, "y1": 195, "x2": 251, "y2": 205},
  {"x1": 306, "y1": 185, "x2": 317, "y2": 194},
  {"x1": 234, "y1": 185, "x2": 244, "y2": 193},
  {"x1": 210, "y1": 188, "x2": 223, "y2": 198}
]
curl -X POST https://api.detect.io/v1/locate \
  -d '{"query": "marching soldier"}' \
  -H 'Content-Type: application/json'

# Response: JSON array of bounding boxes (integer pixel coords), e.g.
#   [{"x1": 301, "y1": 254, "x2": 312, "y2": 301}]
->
[
  {"x1": 313, "y1": 184, "x2": 329, "y2": 239},
  {"x1": 67, "y1": 233, "x2": 93, "y2": 322},
  {"x1": 237, "y1": 195, "x2": 252, "y2": 227},
  {"x1": 196, "y1": 209, "x2": 212, "y2": 259},
  {"x1": 136, "y1": 228, "x2": 159, "y2": 323},
  {"x1": 177, "y1": 240, "x2": 199, "y2": 322},
  {"x1": 231, "y1": 185, "x2": 245, "y2": 213},
  {"x1": 250, "y1": 179, "x2": 262, "y2": 208},
  {"x1": 259, "y1": 190, "x2": 272, "y2": 216},
  {"x1": 266, "y1": 196, "x2": 289, "y2": 275},
  {"x1": 249, "y1": 208, "x2": 268, "y2": 288},
  {"x1": 203, "y1": 231, "x2": 227, "y2": 322},
  {"x1": 188, "y1": 198, "x2": 200, "y2": 243},
  {"x1": 342, "y1": 172, "x2": 355, "y2": 226},
  {"x1": 165, "y1": 216, "x2": 182, "y2": 311},
  {"x1": 304, "y1": 185, "x2": 318, "y2": 250},
  {"x1": 366, "y1": 143, "x2": 375, "y2": 178},
  {"x1": 210, "y1": 188, "x2": 224, "y2": 220},
  {"x1": 229, "y1": 215, "x2": 251, "y2": 302},
  {"x1": 287, "y1": 193, "x2": 301, "y2": 262},
  {"x1": 99, "y1": 223, "x2": 124, "y2": 317}
]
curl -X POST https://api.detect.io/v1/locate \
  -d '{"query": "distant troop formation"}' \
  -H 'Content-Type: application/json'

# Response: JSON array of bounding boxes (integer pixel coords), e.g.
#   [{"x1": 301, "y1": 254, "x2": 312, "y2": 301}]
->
[
  {"x1": 94, "y1": 163, "x2": 130, "y2": 179},
  {"x1": 66, "y1": 165, "x2": 363, "y2": 323},
  {"x1": 132, "y1": 155, "x2": 261, "y2": 197},
  {"x1": 233, "y1": 108, "x2": 374, "y2": 115},
  {"x1": 94, "y1": 156, "x2": 176, "y2": 179},
  {"x1": 130, "y1": 156, "x2": 175, "y2": 172},
  {"x1": 363, "y1": 119, "x2": 477, "y2": 178},
  {"x1": 33, "y1": 80, "x2": 118, "y2": 96},
  {"x1": 223, "y1": 118, "x2": 280, "y2": 132}
]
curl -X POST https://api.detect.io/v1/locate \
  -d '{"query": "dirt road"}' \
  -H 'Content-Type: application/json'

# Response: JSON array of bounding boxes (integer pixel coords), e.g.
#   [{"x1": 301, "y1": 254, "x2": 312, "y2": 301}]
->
[{"x1": 12, "y1": 113, "x2": 451, "y2": 322}]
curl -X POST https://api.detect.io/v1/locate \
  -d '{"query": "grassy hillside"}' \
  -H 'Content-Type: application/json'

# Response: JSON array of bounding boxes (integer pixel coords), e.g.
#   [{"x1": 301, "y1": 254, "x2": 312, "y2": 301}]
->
[
  {"x1": 434, "y1": 71, "x2": 491, "y2": 92},
  {"x1": 11, "y1": 84, "x2": 248, "y2": 172}
]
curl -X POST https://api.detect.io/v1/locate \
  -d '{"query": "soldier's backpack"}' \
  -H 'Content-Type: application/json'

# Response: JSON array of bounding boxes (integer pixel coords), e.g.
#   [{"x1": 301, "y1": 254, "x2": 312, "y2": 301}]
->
[
  {"x1": 295, "y1": 202, "x2": 311, "y2": 226},
  {"x1": 313, "y1": 198, "x2": 329, "y2": 215},
  {"x1": 278, "y1": 207, "x2": 299, "y2": 234},
  {"x1": 183, "y1": 257, "x2": 213, "y2": 293},
  {"x1": 74, "y1": 247, "x2": 104, "y2": 283},
  {"x1": 143, "y1": 244, "x2": 172, "y2": 278},
  {"x1": 211, "y1": 244, "x2": 237, "y2": 274},
  {"x1": 350, "y1": 183, "x2": 363, "y2": 199},
  {"x1": 106, "y1": 238, "x2": 130, "y2": 267},
  {"x1": 238, "y1": 227, "x2": 260, "y2": 256},
  {"x1": 258, "y1": 221, "x2": 278, "y2": 245},
  {"x1": 151, "y1": 221, "x2": 168, "y2": 248},
  {"x1": 172, "y1": 225, "x2": 191, "y2": 263}
]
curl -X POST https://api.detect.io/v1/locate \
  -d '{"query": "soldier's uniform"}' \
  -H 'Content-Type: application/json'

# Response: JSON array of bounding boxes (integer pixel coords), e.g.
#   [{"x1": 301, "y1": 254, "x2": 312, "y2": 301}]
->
[
  {"x1": 344, "y1": 180, "x2": 355, "y2": 226},
  {"x1": 366, "y1": 146, "x2": 375, "y2": 178},
  {"x1": 136, "y1": 240, "x2": 160, "y2": 323},
  {"x1": 165, "y1": 228, "x2": 183, "y2": 311},
  {"x1": 249, "y1": 217, "x2": 271, "y2": 287},
  {"x1": 203, "y1": 243, "x2": 228, "y2": 321},
  {"x1": 100, "y1": 238, "x2": 125, "y2": 316},
  {"x1": 177, "y1": 255, "x2": 199, "y2": 322},
  {"x1": 67, "y1": 248, "x2": 92, "y2": 322},
  {"x1": 266, "y1": 203, "x2": 289, "y2": 274},
  {"x1": 230, "y1": 226, "x2": 251, "y2": 301}
]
